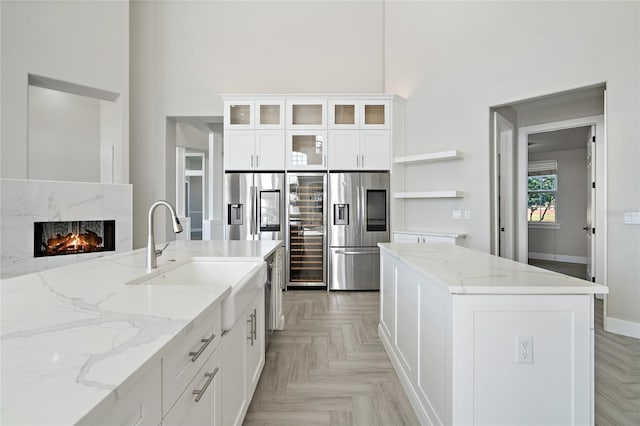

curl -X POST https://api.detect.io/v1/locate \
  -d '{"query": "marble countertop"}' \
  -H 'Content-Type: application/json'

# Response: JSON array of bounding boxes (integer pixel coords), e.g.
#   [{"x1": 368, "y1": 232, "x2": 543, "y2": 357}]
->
[
  {"x1": 0, "y1": 240, "x2": 281, "y2": 425},
  {"x1": 379, "y1": 243, "x2": 608, "y2": 295}
]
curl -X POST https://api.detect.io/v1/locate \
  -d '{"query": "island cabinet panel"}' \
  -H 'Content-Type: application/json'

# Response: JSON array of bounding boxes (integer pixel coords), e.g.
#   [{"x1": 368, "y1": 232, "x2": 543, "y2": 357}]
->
[
  {"x1": 451, "y1": 295, "x2": 592, "y2": 426},
  {"x1": 222, "y1": 289, "x2": 265, "y2": 426},
  {"x1": 394, "y1": 263, "x2": 420, "y2": 376},
  {"x1": 379, "y1": 245, "x2": 599, "y2": 426},
  {"x1": 78, "y1": 361, "x2": 161, "y2": 426},
  {"x1": 379, "y1": 251, "x2": 395, "y2": 341},
  {"x1": 163, "y1": 347, "x2": 222, "y2": 426}
]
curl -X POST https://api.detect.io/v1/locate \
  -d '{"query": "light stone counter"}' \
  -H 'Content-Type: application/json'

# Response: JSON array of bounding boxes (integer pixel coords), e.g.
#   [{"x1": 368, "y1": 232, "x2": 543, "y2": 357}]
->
[
  {"x1": 0, "y1": 240, "x2": 281, "y2": 425},
  {"x1": 378, "y1": 243, "x2": 608, "y2": 295}
]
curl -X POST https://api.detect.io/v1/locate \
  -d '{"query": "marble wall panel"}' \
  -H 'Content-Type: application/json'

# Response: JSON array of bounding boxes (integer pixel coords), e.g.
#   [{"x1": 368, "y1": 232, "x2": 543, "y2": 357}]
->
[{"x1": 1, "y1": 179, "x2": 132, "y2": 278}]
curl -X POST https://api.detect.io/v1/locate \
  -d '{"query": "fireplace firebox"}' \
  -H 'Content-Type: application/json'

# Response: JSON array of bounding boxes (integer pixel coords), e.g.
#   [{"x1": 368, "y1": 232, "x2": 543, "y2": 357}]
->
[{"x1": 34, "y1": 220, "x2": 115, "y2": 257}]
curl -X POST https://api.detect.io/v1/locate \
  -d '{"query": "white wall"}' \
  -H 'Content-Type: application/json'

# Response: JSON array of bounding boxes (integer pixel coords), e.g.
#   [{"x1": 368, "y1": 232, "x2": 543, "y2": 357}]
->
[
  {"x1": 384, "y1": 1, "x2": 640, "y2": 326},
  {"x1": 28, "y1": 86, "x2": 101, "y2": 182},
  {"x1": 528, "y1": 148, "x2": 588, "y2": 261},
  {"x1": 0, "y1": 0, "x2": 129, "y2": 183},
  {"x1": 130, "y1": 0, "x2": 385, "y2": 247}
]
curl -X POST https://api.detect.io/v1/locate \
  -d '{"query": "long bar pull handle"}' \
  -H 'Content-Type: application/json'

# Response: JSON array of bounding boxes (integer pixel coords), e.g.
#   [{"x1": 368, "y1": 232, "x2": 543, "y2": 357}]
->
[
  {"x1": 192, "y1": 367, "x2": 219, "y2": 402},
  {"x1": 250, "y1": 186, "x2": 257, "y2": 236},
  {"x1": 362, "y1": 154, "x2": 365, "y2": 168},
  {"x1": 335, "y1": 250, "x2": 378, "y2": 255},
  {"x1": 256, "y1": 155, "x2": 259, "y2": 168},
  {"x1": 251, "y1": 155, "x2": 254, "y2": 168},
  {"x1": 252, "y1": 308, "x2": 257, "y2": 340},
  {"x1": 247, "y1": 312, "x2": 255, "y2": 345},
  {"x1": 189, "y1": 334, "x2": 216, "y2": 362},
  {"x1": 356, "y1": 154, "x2": 360, "y2": 168}
]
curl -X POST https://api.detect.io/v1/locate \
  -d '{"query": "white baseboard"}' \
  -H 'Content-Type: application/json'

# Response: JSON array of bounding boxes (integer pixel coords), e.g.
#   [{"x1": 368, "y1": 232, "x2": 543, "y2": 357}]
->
[
  {"x1": 528, "y1": 252, "x2": 587, "y2": 264},
  {"x1": 604, "y1": 316, "x2": 640, "y2": 339}
]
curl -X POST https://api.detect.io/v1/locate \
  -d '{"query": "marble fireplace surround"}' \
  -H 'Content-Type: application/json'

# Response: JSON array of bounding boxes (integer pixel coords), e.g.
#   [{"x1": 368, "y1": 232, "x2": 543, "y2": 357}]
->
[{"x1": 0, "y1": 179, "x2": 132, "y2": 279}]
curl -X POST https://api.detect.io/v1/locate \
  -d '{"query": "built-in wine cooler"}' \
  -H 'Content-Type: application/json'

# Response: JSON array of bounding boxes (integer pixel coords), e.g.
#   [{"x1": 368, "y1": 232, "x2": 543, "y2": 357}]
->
[{"x1": 287, "y1": 173, "x2": 326, "y2": 288}]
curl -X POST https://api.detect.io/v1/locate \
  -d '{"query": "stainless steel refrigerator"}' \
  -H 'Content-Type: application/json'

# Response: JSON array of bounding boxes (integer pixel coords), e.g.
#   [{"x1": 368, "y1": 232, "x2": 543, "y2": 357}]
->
[
  {"x1": 328, "y1": 172, "x2": 390, "y2": 290},
  {"x1": 224, "y1": 173, "x2": 285, "y2": 241}
]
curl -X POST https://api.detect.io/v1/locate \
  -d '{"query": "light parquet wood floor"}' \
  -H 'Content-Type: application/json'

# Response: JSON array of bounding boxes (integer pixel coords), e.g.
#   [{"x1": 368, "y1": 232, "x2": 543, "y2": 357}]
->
[
  {"x1": 594, "y1": 298, "x2": 640, "y2": 426},
  {"x1": 244, "y1": 291, "x2": 419, "y2": 426},
  {"x1": 245, "y1": 292, "x2": 640, "y2": 426}
]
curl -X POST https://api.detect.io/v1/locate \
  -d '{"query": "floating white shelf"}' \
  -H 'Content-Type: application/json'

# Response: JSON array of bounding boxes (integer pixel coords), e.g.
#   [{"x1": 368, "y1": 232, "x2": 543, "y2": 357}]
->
[
  {"x1": 394, "y1": 150, "x2": 463, "y2": 165},
  {"x1": 393, "y1": 191, "x2": 464, "y2": 199}
]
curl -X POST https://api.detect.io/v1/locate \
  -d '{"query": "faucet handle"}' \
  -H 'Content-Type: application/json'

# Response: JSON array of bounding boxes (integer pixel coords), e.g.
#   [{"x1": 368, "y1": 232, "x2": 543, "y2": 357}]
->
[{"x1": 155, "y1": 242, "x2": 170, "y2": 257}]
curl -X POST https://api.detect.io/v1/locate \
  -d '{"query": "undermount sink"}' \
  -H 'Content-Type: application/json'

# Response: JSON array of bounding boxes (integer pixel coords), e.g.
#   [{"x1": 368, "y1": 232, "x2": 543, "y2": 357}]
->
[{"x1": 128, "y1": 259, "x2": 267, "y2": 330}]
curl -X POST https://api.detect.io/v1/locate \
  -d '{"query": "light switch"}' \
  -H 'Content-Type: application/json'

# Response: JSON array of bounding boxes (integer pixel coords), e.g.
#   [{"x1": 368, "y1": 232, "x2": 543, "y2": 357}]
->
[{"x1": 624, "y1": 212, "x2": 640, "y2": 224}]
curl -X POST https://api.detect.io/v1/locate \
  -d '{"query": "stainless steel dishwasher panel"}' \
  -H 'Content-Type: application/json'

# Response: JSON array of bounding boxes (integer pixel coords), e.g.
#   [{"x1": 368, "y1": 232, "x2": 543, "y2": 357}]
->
[{"x1": 329, "y1": 247, "x2": 380, "y2": 290}]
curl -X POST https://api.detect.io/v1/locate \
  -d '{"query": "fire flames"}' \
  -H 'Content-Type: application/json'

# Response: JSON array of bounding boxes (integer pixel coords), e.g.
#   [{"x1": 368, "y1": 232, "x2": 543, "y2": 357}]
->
[{"x1": 42, "y1": 230, "x2": 103, "y2": 254}]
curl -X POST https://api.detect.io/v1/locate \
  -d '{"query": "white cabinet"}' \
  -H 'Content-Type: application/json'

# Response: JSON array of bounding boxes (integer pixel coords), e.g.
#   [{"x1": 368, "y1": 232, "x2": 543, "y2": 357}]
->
[
  {"x1": 256, "y1": 100, "x2": 284, "y2": 129},
  {"x1": 222, "y1": 289, "x2": 265, "y2": 426},
  {"x1": 272, "y1": 246, "x2": 286, "y2": 330},
  {"x1": 224, "y1": 100, "x2": 254, "y2": 129},
  {"x1": 328, "y1": 99, "x2": 390, "y2": 129},
  {"x1": 328, "y1": 129, "x2": 390, "y2": 170},
  {"x1": 286, "y1": 99, "x2": 326, "y2": 129},
  {"x1": 286, "y1": 130, "x2": 327, "y2": 170},
  {"x1": 163, "y1": 347, "x2": 223, "y2": 426},
  {"x1": 78, "y1": 361, "x2": 161, "y2": 426},
  {"x1": 379, "y1": 249, "x2": 597, "y2": 426},
  {"x1": 224, "y1": 130, "x2": 285, "y2": 171},
  {"x1": 393, "y1": 231, "x2": 465, "y2": 245}
]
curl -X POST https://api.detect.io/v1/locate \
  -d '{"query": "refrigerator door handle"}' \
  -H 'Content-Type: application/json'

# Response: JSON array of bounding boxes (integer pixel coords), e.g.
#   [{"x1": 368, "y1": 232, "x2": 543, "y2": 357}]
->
[
  {"x1": 334, "y1": 250, "x2": 378, "y2": 255},
  {"x1": 250, "y1": 185, "x2": 257, "y2": 236}
]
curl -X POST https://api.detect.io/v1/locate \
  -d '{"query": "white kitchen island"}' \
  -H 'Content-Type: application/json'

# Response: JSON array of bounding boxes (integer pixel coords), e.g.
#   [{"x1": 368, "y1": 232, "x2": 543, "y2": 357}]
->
[
  {"x1": 378, "y1": 243, "x2": 608, "y2": 426},
  {"x1": 0, "y1": 240, "x2": 281, "y2": 426}
]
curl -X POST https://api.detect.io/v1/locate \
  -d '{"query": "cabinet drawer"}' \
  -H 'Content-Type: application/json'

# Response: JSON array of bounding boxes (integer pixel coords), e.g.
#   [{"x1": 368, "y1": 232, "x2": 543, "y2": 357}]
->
[
  {"x1": 163, "y1": 303, "x2": 221, "y2": 415},
  {"x1": 78, "y1": 361, "x2": 161, "y2": 426},
  {"x1": 163, "y1": 346, "x2": 222, "y2": 426}
]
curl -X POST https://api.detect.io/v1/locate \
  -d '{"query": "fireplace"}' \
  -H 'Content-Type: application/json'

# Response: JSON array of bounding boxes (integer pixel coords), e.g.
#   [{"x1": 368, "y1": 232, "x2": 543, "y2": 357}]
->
[{"x1": 34, "y1": 220, "x2": 115, "y2": 257}]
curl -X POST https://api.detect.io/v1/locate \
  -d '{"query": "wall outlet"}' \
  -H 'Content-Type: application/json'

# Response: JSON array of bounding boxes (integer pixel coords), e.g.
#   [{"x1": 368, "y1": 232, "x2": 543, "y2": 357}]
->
[
  {"x1": 516, "y1": 336, "x2": 533, "y2": 364},
  {"x1": 452, "y1": 210, "x2": 462, "y2": 220},
  {"x1": 464, "y1": 210, "x2": 471, "y2": 220}
]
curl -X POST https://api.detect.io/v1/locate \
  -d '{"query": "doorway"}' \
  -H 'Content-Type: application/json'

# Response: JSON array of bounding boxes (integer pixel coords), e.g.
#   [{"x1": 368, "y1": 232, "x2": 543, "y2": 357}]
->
[
  {"x1": 525, "y1": 126, "x2": 592, "y2": 280},
  {"x1": 490, "y1": 84, "x2": 607, "y2": 285}
]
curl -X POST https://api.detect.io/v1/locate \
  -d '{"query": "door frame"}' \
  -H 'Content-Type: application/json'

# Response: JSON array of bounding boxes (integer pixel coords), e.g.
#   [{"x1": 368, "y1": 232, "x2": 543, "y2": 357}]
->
[
  {"x1": 495, "y1": 112, "x2": 516, "y2": 260},
  {"x1": 516, "y1": 114, "x2": 606, "y2": 285}
]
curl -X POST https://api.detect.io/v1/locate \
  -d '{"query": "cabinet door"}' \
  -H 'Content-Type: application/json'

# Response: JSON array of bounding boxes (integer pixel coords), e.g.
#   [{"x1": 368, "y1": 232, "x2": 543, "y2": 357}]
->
[
  {"x1": 163, "y1": 348, "x2": 222, "y2": 426},
  {"x1": 360, "y1": 100, "x2": 390, "y2": 129},
  {"x1": 246, "y1": 290, "x2": 265, "y2": 397},
  {"x1": 222, "y1": 313, "x2": 248, "y2": 426},
  {"x1": 255, "y1": 131, "x2": 285, "y2": 170},
  {"x1": 360, "y1": 130, "x2": 390, "y2": 170},
  {"x1": 393, "y1": 232, "x2": 421, "y2": 244},
  {"x1": 328, "y1": 130, "x2": 359, "y2": 170},
  {"x1": 287, "y1": 130, "x2": 327, "y2": 170},
  {"x1": 286, "y1": 100, "x2": 326, "y2": 129},
  {"x1": 328, "y1": 100, "x2": 359, "y2": 129},
  {"x1": 256, "y1": 100, "x2": 284, "y2": 129},
  {"x1": 224, "y1": 100, "x2": 254, "y2": 129},
  {"x1": 224, "y1": 131, "x2": 255, "y2": 171}
]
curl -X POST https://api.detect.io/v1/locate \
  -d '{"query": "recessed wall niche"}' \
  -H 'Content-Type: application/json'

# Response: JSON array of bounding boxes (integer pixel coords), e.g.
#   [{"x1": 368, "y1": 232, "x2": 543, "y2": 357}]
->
[{"x1": 27, "y1": 74, "x2": 120, "y2": 183}]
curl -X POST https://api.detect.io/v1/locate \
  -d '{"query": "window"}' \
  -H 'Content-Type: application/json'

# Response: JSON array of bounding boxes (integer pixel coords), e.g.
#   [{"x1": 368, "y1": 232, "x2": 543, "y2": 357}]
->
[{"x1": 528, "y1": 160, "x2": 557, "y2": 223}]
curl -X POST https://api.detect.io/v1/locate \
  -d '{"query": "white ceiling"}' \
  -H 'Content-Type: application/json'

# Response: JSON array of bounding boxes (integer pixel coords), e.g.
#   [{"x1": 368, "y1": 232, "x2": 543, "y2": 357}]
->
[{"x1": 528, "y1": 126, "x2": 591, "y2": 153}]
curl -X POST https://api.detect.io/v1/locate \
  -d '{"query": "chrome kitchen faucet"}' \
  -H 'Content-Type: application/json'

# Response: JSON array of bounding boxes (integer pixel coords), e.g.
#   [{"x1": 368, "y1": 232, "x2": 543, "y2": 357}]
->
[{"x1": 146, "y1": 200, "x2": 183, "y2": 271}]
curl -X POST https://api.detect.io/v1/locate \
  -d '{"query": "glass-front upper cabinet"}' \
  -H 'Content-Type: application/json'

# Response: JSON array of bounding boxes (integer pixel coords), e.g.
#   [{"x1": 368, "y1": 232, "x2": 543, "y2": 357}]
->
[
  {"x1": 328, "y1": 100, "x2": 359, "y2": 129},
  {"x1": 286, "y1": 100, "x2": 326, "y2": 129},
  {"x1": 287, "y1": 130, "x2": 327, "y2": 170},
  {"x1": 224, "y1": 100, "x2": 254, "y2": 129},
  {"x1": 256, "y1": 100, "x2": 284, "y2": 129},
  {"x1": 360, "y1": 100, "x2": 390, "y2": 129}
]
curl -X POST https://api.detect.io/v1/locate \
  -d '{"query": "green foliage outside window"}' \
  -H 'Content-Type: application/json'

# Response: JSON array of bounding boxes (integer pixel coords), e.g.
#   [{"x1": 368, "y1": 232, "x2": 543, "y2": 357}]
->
[{"x1": 528, "y1": 174, "x2": 556, "y2": 222}]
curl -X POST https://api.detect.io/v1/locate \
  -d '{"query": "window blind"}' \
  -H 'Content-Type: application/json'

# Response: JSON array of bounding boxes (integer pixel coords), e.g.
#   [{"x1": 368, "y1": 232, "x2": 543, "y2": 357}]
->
[{"x1": 528, "y1": 160, "x2": 557, "y2": 176}]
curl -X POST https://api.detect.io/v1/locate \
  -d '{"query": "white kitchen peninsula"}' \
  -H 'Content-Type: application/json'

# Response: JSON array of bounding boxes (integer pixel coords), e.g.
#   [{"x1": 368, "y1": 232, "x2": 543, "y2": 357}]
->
[
  {"x1": 378, "y1": 243, "x2": 608, "y2": 426},
  {"x1": 0, "y1": 240, "x2": 281, "y2": 426}
]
